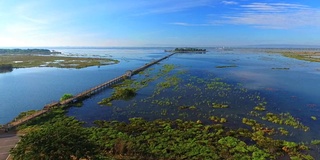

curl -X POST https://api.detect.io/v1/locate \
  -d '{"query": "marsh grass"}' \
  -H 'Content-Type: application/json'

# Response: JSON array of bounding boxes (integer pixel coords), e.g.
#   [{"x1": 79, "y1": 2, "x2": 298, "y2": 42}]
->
[{"x1": 0, "y1": 55, "x2": 119, "y2": 68}]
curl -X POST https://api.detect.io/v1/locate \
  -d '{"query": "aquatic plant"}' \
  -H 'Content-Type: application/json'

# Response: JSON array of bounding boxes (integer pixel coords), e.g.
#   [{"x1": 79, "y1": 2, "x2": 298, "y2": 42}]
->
[
  {"x1": 278, "y1": 127, "x2": 289, "y2": 136},
  {"x1": 249, "y1": 111, "x2": 261, "y2": 117},
  {"x1": 212, "y1": 103, "x2": 229, "y2": 109},
  {"x1": 262, "y1": 112, "x2": 309, "y2": 131},
  {"x1": 254, "y1": 105, "x2": 266, "y2": 111},
  {"x1": 99, "y1": 87, "x2": 137, "y2": 105},
  {"x1": 210, "y1": 116, "x2": 227, "y2": 123},
  {"x1": 311, "y1": 140, "x2": 320, "y2": 145},
  {"x1": 271, "y1": 67, "x2": 290, "y2": 70},
  {"x1": 215, "y1": 65, "x2": 238, "y2": 68}
]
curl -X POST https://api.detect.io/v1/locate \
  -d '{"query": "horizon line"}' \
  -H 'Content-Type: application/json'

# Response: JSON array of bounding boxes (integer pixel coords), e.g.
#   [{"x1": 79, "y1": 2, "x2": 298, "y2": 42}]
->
[{"x1": 1, "y1": 44, "x2": 320, "y2": 49}]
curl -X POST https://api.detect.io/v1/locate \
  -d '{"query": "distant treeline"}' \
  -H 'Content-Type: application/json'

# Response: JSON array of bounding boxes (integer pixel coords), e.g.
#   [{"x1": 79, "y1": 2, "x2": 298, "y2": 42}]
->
[
  {"x1": 0, "y1": 49, "x2": 61, "y2": 55},
  {"x1": 174, "y1": 48, "x2": 206, "y2": 52},
  {"x1": 165, "y1": 48, "x2": 207, "y2": 53}
]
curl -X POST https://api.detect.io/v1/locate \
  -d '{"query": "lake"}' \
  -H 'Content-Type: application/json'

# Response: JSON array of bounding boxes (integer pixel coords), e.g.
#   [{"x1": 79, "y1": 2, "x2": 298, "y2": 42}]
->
[{"x1": 1, "y1": 47, "x2": 320, "y2": 143}]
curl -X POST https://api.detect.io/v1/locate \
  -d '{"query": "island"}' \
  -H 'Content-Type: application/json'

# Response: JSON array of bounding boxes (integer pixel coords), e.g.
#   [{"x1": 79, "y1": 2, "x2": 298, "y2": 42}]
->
[
  {"x1": 0, "y1": 49, "x2": 119, "y2": 72},
  {"x1": 165, "y1": 47, "x2": 207, "y2": 53}
]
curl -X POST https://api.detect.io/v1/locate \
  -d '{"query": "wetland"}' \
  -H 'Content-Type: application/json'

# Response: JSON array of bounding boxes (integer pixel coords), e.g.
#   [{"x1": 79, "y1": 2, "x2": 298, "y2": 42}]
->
[{"x1": 1, "y1": 47, "x2": 320, "y2": 159}]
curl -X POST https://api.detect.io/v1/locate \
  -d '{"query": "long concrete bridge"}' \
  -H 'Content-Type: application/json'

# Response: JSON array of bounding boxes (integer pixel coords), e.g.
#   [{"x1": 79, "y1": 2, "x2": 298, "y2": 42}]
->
[{"x1": 1, "y1": 52, "x2": 175, "y2": 131}]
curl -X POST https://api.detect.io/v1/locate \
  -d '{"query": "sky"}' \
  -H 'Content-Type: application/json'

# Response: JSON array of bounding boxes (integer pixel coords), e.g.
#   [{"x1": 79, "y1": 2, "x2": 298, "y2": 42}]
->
[{"x1": 0, "y1": 0, "x2": 320, "y2": 47}]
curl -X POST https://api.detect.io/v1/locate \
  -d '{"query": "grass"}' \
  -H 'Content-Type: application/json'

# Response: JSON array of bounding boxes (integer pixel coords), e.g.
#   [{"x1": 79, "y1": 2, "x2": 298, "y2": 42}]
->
[
  {"x1": 264, "y1": 50, "x2": 320, "y2": 62},
  {"x1": 281, "y1": 52, "x2": 320, "y2": 62},
  {"x1": 0, "y1": 55, "x2": 119, "y2": 69}
]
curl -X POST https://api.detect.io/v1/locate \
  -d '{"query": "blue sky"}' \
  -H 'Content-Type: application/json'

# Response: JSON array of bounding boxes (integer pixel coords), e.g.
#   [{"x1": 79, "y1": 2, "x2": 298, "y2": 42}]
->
[{"x1": 0, "y1": 0, "x2": 320, "y2": 47}]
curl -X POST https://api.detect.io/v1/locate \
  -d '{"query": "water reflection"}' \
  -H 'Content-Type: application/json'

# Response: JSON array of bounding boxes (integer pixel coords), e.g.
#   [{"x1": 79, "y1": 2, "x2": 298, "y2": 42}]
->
[{"x1": 0, "y1": 64, "x2": 13, "y2": 73}]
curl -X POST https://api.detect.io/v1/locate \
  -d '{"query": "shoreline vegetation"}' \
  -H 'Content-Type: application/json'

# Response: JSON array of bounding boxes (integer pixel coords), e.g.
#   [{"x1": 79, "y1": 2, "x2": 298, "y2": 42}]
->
[
  {"x1": 238, "y1": 48, "x2": 320, "y2": 62},
  {"x1": 262, "y1": 48, "x2": 320, "y2": 62},
  {"x1": 278, "y1": 51, "x2": 320, "y2": 62},
  {"x1": 0, "y1": 49, "x2": 119, "y2": 71}
]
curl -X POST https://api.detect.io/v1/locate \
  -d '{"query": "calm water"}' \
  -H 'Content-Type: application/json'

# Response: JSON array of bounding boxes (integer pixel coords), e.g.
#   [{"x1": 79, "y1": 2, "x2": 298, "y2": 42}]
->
[{"x1": 1, "y1": 48, "x2": 320, "y2": 143}]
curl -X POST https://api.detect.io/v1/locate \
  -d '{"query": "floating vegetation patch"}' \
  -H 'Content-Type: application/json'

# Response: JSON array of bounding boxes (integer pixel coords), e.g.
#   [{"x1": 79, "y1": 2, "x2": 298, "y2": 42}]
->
[
  {"x1": 311, "y1": 140, "x2": 320, "y2": 145},
  {"x1": 210, "y1": 116, "x2": 227, "y2": 123},
  {"x1": 212, "y1": 103, "x2": 229, "y2": 109},
  {"x1": 272, "y1": 67, "x2": 290, "y2": 70},
  {"x1": 99, "y1": 88, "x2": 137, "y2": 105},
  {"x1": 261, "y1": 112, "x2": 309, "y2": 131},
  {"x1": 216, "y1": 65, "x2": 238, "y2": 68},
  {"x1": 254, "y1": 105, "x2": 266, "y2": 111},
  {"x1": 178, "y1": 105, "x2": 197, "y2": 110}
]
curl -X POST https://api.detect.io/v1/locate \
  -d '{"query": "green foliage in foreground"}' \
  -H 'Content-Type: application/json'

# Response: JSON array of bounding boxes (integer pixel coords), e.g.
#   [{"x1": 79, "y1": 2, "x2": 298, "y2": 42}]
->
[
  {"x1": 11, "y1": 121, "x2": 97, "y2": 160},
  {"x1": 91, "y1": 118, "x2": 271, "y2": 159},
  {"x1": 11, "y1": 108, "x2": 315, "y2": 160},
  {"x1": 11, "y1": 109, "x2": 99, "y2": 160}
]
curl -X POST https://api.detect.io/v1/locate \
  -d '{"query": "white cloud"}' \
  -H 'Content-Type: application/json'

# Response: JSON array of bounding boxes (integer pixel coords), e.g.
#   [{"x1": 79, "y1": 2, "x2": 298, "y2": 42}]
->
[
  {"x1": 218, "y1": 2, "x2": 320, "y2": 29},
  {"x1": 170, "y1": 22, "x2": 210, "y2": 26},
  {"x1": 240, "y1": 3, "x2": 307, "y2": 12},
  {"x1": 221, "y1": 1, "x2": 238, "y2": 5},
  {"x1": 133, "y1": 0, "x2": 214, "y2": 16}
]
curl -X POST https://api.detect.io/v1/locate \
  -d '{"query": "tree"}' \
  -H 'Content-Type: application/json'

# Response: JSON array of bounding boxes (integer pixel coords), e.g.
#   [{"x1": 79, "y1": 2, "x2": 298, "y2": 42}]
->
[
  {"x1": 10, "y1": 121, "x2": 97, "y2": 160},
  {"x1": 60, "y1": 93, "x2": 73, "y2": 101}
]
